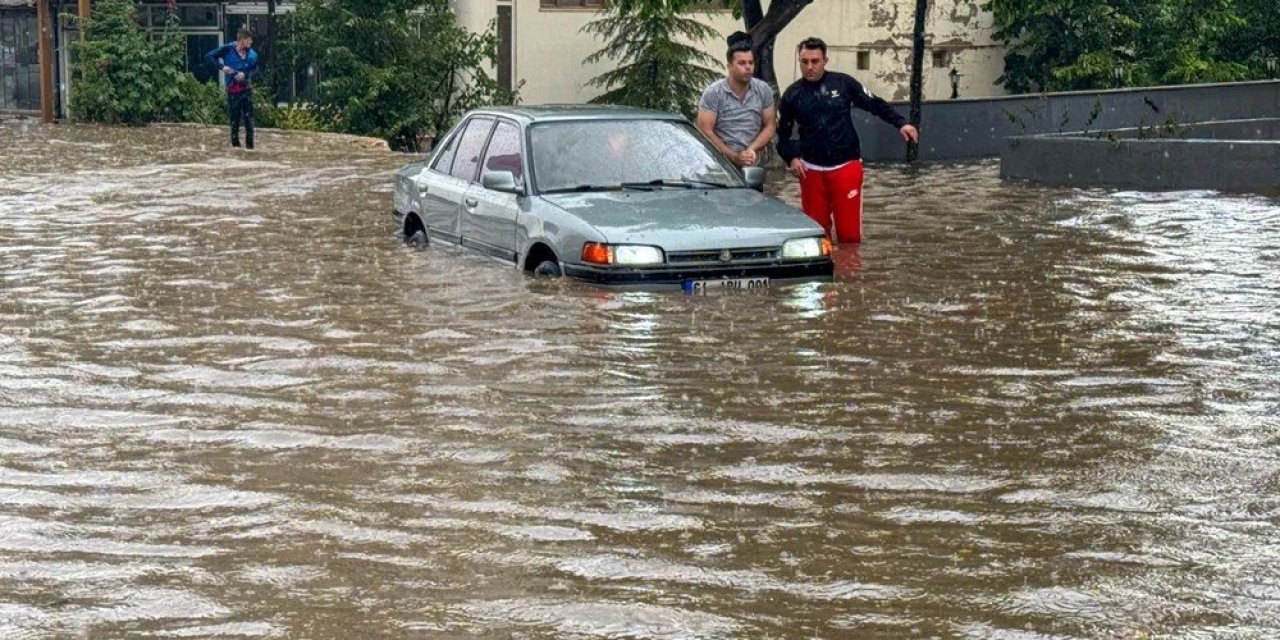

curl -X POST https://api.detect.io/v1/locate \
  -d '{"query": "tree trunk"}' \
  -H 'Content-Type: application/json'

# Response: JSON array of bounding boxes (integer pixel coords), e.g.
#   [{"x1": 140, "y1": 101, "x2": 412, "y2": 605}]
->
[
  {"x1": 907, "y1": 0, "x2": 927, "y2": 162},
  {"x1": 742, "y1": 0, "x2": 771, "y2": 85},
  {"x1": 746, "y1": 0, "x2": 812, "y2": 89}
]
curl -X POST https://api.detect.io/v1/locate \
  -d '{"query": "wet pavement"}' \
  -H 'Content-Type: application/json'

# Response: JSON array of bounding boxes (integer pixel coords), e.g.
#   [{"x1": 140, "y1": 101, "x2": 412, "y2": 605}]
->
[{"x1": 1, "y1": 121, "x2": 1279, "y2": 639}]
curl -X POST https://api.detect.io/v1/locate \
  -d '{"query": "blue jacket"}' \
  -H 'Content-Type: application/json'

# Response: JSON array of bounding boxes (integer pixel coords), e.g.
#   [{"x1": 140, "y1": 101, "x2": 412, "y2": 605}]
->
[{"x1": 206, "y1": 42, "x2": 259, "y2": 93}]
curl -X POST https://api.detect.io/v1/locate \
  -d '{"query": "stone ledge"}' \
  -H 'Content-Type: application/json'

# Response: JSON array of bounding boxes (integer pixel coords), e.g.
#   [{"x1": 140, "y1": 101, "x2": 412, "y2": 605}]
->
[
  {"x1": 1000, "y1": 118, "x2": 1280, "y2": 194},
  {"x1": 150, "y1": 122, "x2": 392, "y2": 152}
]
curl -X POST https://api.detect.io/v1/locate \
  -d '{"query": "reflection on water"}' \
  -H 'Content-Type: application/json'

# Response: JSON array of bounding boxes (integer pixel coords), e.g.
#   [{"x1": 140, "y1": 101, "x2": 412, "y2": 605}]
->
[{"x1": 2, "y1": 121, "x2": 1279, "y2": 638}]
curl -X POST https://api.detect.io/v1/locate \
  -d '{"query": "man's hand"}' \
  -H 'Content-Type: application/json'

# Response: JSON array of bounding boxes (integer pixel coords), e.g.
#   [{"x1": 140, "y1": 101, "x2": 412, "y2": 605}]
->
[
  {"x1": 789, "y1": 158, "x2": 806, "y2": 179},
  {"x1": 900, "y1": 124, "x2": 920, "y2": 143},
  {"x1": 235, "y1": 72, "x2": 245, "y2": 81},
  {"x1": 740, "y1": 148, "x2": 758, "y2": 166},
  {"x1": 222, "y1": 66, "x2": 233, "y2": 75}
]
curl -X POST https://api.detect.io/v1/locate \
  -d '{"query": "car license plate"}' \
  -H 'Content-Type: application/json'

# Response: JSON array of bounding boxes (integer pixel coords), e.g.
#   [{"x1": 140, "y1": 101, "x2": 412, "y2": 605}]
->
[{"x1": 683, "y1": 277, "x2": 770, "y2": 294}]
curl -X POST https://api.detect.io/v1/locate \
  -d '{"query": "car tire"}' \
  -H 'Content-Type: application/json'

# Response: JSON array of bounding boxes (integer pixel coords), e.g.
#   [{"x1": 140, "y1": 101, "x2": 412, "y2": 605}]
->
[
  {"x1": 405, "y1": 229, "x2": 427, "y2": 246},
  {"x1": 533, "y1": 260, "x2": 562, "y2": 279}
]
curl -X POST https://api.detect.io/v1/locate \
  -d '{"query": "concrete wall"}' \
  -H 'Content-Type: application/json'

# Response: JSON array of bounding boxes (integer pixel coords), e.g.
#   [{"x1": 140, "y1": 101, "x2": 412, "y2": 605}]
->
[
  {"x1": 1105, "y1": 119, "x2": 1280, "y2": 140},
  {"x1": 999, "y1": 118, "x2": 1280, "y2": 194},
  {"x1": 494, "y1": 0, "x2": 1007, "y2": 106},
  {"x1": 853, "y1": 80, "x2": 1280, "y2": 163}
]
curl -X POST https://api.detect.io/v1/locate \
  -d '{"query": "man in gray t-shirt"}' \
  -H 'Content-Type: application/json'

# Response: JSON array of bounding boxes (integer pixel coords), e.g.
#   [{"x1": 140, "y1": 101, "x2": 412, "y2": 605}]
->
[{"x1": 697, "y1": 35, "x2": 777, "y2": 168}]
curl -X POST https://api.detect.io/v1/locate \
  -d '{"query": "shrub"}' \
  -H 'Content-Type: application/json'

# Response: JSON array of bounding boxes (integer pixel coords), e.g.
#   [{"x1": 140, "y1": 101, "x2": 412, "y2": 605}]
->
[
  {"x1": 290, "y1": 0, "x2": 517, "y2": 150},
  {"x1": 272, "y1": 103, "x2": 338, "y2": 132},
  {"x1": 72, "y1": 0, "x2": 189, "y2": 124}
]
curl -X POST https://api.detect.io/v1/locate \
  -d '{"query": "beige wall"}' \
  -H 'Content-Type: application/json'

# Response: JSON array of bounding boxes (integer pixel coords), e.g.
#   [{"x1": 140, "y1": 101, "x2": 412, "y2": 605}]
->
[
  {"x1": 508, "y1": 4, "x2": 740, "y2": 105},
  {"x1": 471, "y1": 0, "x2": 1007, "y2": 106}
]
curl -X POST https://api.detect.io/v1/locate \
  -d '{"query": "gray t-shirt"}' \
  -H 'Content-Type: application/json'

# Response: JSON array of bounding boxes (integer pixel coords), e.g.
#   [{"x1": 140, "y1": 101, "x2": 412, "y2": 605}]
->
[{"x1": 698, "y1": 78, "x2": 774, "y2": 152}]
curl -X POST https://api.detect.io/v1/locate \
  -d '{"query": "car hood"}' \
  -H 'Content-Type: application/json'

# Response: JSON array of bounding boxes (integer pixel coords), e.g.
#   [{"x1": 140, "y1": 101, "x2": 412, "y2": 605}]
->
[{"x1": 539, "y1": 188, "x2": 824, "y2": 251}]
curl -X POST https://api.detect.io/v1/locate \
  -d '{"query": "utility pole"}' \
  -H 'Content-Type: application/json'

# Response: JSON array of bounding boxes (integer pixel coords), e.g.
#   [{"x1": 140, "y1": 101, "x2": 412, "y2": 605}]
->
[
  {"x1": 265, "y1": 0, "x2": 277, "y2": 102},
  {"x1": 907, "y1": 0, "x2": 927, "y2": 162},
  {"x1": 36, "y1": 0, "x2": 54, "y2": 123}
]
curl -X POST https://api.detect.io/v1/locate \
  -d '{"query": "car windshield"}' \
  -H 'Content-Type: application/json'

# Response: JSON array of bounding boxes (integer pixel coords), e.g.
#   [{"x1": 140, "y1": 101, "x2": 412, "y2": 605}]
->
[{"x1": 529, "y1": 119, "x2": 745, "y2": 193}]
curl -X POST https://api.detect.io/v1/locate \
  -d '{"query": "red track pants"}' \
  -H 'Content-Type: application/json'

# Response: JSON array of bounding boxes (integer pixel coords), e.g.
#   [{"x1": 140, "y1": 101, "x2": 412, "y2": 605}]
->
[{"x1": 799, "y1": 160, "x2": 865, "y2": 244}]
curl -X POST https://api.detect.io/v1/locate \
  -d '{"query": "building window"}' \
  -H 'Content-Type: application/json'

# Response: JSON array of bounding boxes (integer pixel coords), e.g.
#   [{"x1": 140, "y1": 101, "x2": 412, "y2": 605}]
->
[
  {"x1": 541, "y1": 0, "x2": 728, "y2": 7},
  {"x1": 540, "y1": 0, "x2": 604, "y2": 8},
  {"x1": 141, "y1": 4, "x2": 219, "y2": 28},
  {"x1": 139, "y1": 5, "x2": 223, "y2": 84},
  {"x1": 932, "y1": 50, "x2": 951, "y2": 69},
  {"x1": 0, "y1": 8, "x2": 40, "y2": 112},
  {"x1": 856, "y1": 51, "x2": 870, "y2": 70}
]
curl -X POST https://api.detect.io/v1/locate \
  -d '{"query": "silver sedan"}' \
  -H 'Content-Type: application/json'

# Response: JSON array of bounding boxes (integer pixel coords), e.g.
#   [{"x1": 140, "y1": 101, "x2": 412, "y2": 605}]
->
[{"x1": 392, "y1": 105, "x2": 833, "y2": 291}]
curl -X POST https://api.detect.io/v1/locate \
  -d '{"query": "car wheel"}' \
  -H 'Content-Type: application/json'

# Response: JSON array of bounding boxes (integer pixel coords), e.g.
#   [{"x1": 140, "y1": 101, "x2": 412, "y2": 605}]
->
[
  {"x1": 533, "y1": 260, "x2": 562, "y2": 278},
  {"x1": 405, "y1": 229, "x2": 427, "y2": 246}
]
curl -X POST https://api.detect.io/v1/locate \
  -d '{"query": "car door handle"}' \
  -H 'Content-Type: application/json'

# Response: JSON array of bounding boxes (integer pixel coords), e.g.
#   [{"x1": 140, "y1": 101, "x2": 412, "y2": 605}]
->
[{"x1": 464, "y1": 198, "x2": 479, "y2": 208}]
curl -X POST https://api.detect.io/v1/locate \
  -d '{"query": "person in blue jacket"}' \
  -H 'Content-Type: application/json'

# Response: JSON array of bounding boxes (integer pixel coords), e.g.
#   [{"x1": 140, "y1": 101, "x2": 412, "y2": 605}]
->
[{"x1": 206, "y1": 28, "x2": 259, "y2": 149}]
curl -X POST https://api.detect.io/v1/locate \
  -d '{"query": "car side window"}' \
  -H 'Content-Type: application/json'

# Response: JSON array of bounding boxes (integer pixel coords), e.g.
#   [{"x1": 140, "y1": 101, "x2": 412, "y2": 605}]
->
[
  {"x1": 480, "y1": 121, "x2": 524, "y2": 183},
  {"x1": 429, "y1": 127, "x2": 462, "y2": 175},
  {"x1": 449, "y1": 117, "x2": 496, "y2": 182}
]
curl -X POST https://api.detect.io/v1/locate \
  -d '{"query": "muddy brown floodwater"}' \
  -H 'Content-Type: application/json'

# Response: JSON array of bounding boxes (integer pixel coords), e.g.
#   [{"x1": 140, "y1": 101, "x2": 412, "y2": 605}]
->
[{"x1": 1, "y1": 121, "x2": 1279, "y2": 639}]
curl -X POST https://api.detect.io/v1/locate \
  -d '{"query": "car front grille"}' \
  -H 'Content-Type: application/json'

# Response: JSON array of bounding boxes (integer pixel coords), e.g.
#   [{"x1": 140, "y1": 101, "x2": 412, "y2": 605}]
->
[{"x1": 666, "y1": 247, "x2": 779, "y2": 265}]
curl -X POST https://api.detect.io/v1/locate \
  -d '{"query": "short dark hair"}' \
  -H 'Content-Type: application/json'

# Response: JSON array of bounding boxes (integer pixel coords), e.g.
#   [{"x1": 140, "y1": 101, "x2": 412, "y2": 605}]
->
[
  {"x1": 237, "y1": 27, "x2": 253, "y2": 40},
  {"x1": 797, "y1": 37, "x2": 827, "y2": 57},
  {"x1": 726, "y1": 31, "x2": 753, "y2": 63}
]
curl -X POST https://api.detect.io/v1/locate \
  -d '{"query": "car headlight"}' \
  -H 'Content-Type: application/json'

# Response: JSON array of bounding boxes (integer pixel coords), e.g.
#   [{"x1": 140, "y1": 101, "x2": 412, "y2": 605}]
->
[
  {"x1": 581, "y1": 242, "x2": 665, "y2": 266},
  {"x1": 781, "y1": 237, "x2": 831, "y2": 260},
  {"x1": 614, "y1": 245, "x2": 665, "y2": 266}
]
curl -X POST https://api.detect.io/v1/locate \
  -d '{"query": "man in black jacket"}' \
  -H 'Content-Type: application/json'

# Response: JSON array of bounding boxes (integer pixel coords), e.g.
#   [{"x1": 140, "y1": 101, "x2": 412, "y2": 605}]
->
[{"x1": 777, "y1": 37, "x2": 919, "y2": 243}]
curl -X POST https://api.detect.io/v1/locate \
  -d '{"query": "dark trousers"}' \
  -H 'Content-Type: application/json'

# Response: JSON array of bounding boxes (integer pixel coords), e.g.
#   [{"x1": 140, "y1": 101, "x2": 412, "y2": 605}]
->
[{"x1": 228, "y1": 90, "x2": 254, "y2": 149}]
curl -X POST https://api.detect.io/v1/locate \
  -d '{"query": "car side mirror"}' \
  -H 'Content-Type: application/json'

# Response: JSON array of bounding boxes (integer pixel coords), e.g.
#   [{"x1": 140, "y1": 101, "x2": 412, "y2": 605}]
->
[
  {"x1": 481, "y1": 170, "x2": 523, "y2": 195},
  {"x1": 742, "y1": 166, "x2": 766, "y2": 188}
]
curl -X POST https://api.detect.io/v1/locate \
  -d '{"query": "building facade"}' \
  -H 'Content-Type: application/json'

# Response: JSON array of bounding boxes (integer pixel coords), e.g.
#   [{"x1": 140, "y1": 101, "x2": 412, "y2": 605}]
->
[
  {"x1": 4, "y1": 0, "x2": 1010, "y2": 121},
  {"x1": 455, "y1": 0, "x2": 1008, "y2": 105},
  {"x1": 3, "y1": 0, "x2": 296, "y2": 121}
]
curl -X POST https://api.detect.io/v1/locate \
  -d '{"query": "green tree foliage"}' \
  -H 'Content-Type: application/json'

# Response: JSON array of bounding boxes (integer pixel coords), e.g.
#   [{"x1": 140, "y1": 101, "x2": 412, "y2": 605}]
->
[
  {"x1": 610, "y1": 0, "x2": 815, "y2": 88},
  {"x1": 582, "y1": 1, "x2": 723, "y2": 117},
  {"x1": 986, "y1": 0, "x2": 1270, "y2": 93},
  {"x1": 288, "y1": 0, "x2": 517, "y2": 151},
  {"x1": 1220, "y1": 0, "x2": 1280, "y2": 75},
  {"x1": 71, "y1": 0, "x2": 224, "y2": 125}
]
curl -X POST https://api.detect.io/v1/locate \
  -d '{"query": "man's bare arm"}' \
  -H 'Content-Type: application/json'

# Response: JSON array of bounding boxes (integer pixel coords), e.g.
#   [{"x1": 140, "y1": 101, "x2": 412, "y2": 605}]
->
[{"x1": 744, "y1": 106, "x2": 777, "y2": 155}]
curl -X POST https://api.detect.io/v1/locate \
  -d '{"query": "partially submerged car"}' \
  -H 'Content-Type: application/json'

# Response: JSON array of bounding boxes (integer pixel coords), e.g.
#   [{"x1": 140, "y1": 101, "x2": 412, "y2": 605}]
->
[{"x1": 392, "y1": 105, "x2": 833, "y2": 291}]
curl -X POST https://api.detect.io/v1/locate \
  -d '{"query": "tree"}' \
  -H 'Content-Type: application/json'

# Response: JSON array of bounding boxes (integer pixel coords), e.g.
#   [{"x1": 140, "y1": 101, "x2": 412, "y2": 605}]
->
[
  {"x1": 985, "y1": 0, "x2": 1256, "y2": 93},
  {"x1": 290, "y1": 0, "x2": 517, "y2": 150},
  {"x1": 72, "y1": 0, "x2": 214, "y2": 125},
  {"x1": 582, "y1": 1, "x2": 722, "y2": 117},
  {"x1": 611, "y1": 0, "x2": 817, "y2": 89},
  {"x1": 1222, "y1": 0, "x2": 1280, "y2": 75}
]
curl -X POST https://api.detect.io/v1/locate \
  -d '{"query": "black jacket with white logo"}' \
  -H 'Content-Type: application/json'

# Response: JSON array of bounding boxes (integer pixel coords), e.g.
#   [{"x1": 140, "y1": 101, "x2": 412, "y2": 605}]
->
[{"x1": 776, "y1": 71, "x2": 907, "y2": 166}]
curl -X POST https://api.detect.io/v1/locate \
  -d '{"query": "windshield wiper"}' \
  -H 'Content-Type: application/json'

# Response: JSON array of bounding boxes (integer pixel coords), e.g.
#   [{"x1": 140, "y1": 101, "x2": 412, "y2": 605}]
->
[
  {"x1": 623, "y1": 179, "x2": 731, "y2": 189},
  {"x1": 540, "y1": 183, "x2": 656, "y2": 194}
]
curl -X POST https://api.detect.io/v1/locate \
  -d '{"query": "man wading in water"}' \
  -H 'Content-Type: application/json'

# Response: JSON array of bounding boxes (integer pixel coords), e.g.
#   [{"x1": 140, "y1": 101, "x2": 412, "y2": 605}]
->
[
  {"x1": 206, "y1": 28, "x2": 259, "y2": 150},
  {"x1": 697, "y1": 32, "x2": 778, "y2": 172},
  {"x1": 777, "y1": 37, "x2": 919, "y2": 243}
]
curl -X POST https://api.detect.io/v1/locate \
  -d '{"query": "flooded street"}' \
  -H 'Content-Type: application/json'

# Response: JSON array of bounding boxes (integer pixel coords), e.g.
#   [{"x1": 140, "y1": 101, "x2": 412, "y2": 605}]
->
[{"x1": 2, "y1": 121, "x2": 1279, "y2": 639}]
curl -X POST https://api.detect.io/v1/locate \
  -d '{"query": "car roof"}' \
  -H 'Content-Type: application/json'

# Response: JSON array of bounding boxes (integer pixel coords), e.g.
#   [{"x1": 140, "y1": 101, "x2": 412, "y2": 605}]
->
[{"x1": 468, "y1": 104, "x2": 688, "y2": 125}]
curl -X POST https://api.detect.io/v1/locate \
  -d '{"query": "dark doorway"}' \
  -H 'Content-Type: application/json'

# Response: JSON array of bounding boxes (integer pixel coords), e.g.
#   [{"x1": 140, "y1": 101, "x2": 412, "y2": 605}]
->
[{"x1": 497, "y1": 5, "x2": 513, "y2": 92}]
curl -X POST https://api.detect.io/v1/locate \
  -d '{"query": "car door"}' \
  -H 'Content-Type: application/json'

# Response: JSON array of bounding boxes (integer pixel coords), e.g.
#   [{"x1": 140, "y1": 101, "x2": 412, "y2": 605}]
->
[
  {"x1": 460, "y1": 119, "x2": 524, "y2": 262},
  {"x1": 460, "y1": 119, "x2": 524, "y2": 261},
  {"x1": 417, "y1": 116, "x2": 495, "y2": 243}
]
